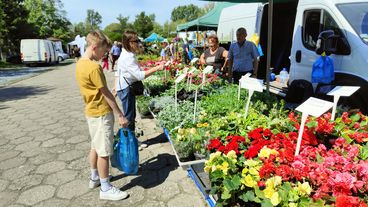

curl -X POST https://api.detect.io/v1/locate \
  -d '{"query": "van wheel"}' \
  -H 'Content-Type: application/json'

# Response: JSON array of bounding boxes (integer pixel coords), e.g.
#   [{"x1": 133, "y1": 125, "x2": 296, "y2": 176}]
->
[{"x1": 58, "y1": 57, "x2": 63, "y2": 62}]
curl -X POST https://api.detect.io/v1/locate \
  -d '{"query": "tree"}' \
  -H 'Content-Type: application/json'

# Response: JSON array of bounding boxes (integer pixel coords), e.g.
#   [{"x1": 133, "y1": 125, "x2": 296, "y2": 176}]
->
[
  {"x1": 171, "y1": 4, "x2": 203, "y2": 22},
  {"x1": 0, "y1": 0, "x2": 37, "y2": 59},
  {"x1": 24, "y1": 0, "x2": 71, "y2": 39},
  {"x1": 85, "y1": 9, "x2": 102, "y2": 31},
  {"x1": 73, "y1": 22, "x2": 88, "y2": 37},
  {"x1": 117, "y1": 14, "x2": 133, "y2": 31},
  {"x1": 133, "y1": 12, "x2": 154, "y2": 38},
  {"x1": 104, "y1": 23, "x2": 123, "y2": 42}
]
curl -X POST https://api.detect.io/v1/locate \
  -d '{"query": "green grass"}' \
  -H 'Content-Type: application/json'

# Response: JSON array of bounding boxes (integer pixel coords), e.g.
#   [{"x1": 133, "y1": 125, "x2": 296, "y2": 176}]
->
[{"x1": 0, "y1": 61, "x2": 23, "y2": 70}]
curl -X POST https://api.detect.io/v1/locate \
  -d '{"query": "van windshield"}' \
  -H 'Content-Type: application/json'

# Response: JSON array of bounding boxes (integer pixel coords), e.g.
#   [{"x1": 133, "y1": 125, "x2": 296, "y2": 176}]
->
[{"x1": 337, "y1": 2, "x2": 368, "y2": 45}]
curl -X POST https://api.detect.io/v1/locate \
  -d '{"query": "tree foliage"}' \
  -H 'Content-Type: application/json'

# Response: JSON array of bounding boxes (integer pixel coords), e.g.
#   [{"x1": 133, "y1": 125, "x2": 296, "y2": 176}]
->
[
  {"x1": 104, "y1": 23, "x2": 123, "y2": 42},
  {"x1": 24, "y1": 0, "x2": 71, "y2": 40},
  {"x1": 85, "y1": 9, "x2": 102, "y2": 31},
  {"x1": 133, "y1": 12, "x2": 154, "y2": 38},
  {"x1": 171, "y1": 4, "x2": 203, "y2": 22}
]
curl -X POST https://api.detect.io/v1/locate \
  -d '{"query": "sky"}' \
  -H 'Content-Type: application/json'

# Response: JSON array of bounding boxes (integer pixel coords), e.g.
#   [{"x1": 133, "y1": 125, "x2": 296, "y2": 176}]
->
[{"x1": 61, "y1": 0, "x2": 210, "y2": 28}]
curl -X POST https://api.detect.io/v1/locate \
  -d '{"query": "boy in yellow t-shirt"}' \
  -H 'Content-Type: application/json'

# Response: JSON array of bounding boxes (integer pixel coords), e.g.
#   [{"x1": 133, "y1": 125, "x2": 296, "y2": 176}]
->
[{"x1": 75, "y1": 30, "x2": 129, "y2": 201}]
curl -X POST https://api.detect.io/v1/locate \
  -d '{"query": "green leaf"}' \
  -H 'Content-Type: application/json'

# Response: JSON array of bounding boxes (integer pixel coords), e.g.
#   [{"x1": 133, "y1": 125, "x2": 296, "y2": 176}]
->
[
  {"x1": 299, "y1": 197, "x2": 311, "y2": 207},
  {"x1": 255, "y1": 186, "x2": 266, "y2": 199},
  {"x1": 316, "y1": 153, "x2": 324, "y2": 164},
  {"x1": 221, "y1": 189, "x2": 231, "y2": 200},
  {"x1": 261, "y1": 199, "x2": 273, "y2": 207},
  {"x1": 350, "y1": 114, "x2": 361, "y2": 122}
]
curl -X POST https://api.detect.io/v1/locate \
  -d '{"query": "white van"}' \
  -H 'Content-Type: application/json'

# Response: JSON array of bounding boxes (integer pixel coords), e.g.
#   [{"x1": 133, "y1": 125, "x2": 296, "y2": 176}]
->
[
  {"x1": 20, "y1": 39, "x2": 58, "y2": 66},
  {"x1": 218, "y1": 0, "x2": 368, "y2": 113}
]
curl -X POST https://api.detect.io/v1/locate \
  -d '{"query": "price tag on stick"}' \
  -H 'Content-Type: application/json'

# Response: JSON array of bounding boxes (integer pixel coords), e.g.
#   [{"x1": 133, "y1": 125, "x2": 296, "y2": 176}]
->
[
  {"x1": 239, "y1": 75, "x2": 263, "y2": 118},
  {"x1": 327, "y1": 86, "x2": 360, "y2": 120},
  {"x1": 175, "y1": 74, "x2": 187, "y2": 112},
  {"x1": 294, "y1": 97, "x2": 333, "y2": 155}
]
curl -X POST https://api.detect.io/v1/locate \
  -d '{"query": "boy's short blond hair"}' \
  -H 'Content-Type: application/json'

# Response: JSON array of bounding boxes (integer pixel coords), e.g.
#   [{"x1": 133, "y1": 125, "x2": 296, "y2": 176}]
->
[{"x1": 86, "y1": 30, "x2": 112, "y2": 48}]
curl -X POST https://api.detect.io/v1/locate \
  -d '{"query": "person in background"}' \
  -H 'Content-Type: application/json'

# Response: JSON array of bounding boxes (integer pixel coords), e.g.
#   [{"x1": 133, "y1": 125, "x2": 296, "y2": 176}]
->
[
  {"x1": 110, "y1": 41, "x2": 121, "y2": 71},
  {"x1": 187, "y1": 40, "x2": 194, "y2": 60},
  {"x1": 160, "y1": 40, "x2": 169, "y2": 61},
  {"x1": 112, "y1": 30, "x2": 164, "y2": 131},
  {"x1": 182, "y1": 40, "x2": 190, "y2": 64},
  {"x1": 169, "y1": 39, "x2": 176, "y2": 61},
  {"x1": 75, "y1": 30, "x2": 129, "y2": 201},
  {"x1": 101, "y1": 51, "x2": 110, "y2": 71},
  {"x1": 199, "y1": 34, "x2": 228, "y2": 76},
  {"x1": 226, "y1": 27, "x2": 260, "y2": 84}
]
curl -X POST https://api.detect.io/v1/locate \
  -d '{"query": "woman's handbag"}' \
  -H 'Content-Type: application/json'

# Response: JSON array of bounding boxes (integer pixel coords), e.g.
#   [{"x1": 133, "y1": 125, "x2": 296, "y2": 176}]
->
[
  {"x1": 123, "y1": 77, "x2": 144, "y2": 96},
  {"x1": 110, "y1": 128, "x2": 139, "y2": 175}
]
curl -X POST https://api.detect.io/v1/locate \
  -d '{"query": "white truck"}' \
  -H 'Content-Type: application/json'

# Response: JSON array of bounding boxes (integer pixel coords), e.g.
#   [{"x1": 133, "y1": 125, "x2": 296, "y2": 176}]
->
[
  {"x1": 217, "y1": 0, "x2": 368, "y2": 113},
  {"x1": 20, "y1": 39, "x2": 58, "y2": 66}
]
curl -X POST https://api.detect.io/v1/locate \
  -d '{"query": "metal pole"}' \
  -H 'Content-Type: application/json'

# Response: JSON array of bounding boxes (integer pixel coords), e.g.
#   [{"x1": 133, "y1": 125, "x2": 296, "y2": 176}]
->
[{"x1": 265, "y1": 0, "x2": 273, "y2": 93}]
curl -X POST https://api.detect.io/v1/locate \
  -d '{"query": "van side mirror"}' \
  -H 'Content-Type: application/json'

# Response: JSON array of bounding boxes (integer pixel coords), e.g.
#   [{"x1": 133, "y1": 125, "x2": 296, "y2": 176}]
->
[{"x1": 315, "y1": 30, "x2": 350, "y2": 55}]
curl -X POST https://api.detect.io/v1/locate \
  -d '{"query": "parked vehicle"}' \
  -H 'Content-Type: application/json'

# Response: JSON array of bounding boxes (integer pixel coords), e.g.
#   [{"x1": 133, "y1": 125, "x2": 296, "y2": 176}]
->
[
  {"x1": 218, "y1": 0, "x2": 368, "y2": 113},
  {"x1": 20, "y1": 39, "x2": 58, "y2": 66}
]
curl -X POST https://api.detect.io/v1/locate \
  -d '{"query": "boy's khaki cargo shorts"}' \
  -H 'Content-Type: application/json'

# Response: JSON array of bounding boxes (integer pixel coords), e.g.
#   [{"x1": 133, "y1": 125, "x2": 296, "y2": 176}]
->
[{"x1": 86, "y1": 112, "x2": 114, "y2": 157}]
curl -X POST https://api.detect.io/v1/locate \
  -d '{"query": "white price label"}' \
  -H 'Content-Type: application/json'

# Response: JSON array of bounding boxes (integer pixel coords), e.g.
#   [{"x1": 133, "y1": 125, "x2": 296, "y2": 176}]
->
[
  {"x1": 327, "y1": 86, "x2": 360, "y2": 97},
  {"x1": 296, "y1": 97, "x2": 333, "y2": 117},
  {"x1": 190, "y1": 58, "x2": 199, "y2": 64},
  {"x1": 203, "y1": 66, "x2": 214, "y2": 74},
  {"x1": 240, "y1": 77, "x2": 263, "y2": 92},
  {"x1": 164, "y1": 60, "x2": 171, "y2": 66},
  {"x1": 175, "y1": 74, "x2": 186, "y2": 83}
]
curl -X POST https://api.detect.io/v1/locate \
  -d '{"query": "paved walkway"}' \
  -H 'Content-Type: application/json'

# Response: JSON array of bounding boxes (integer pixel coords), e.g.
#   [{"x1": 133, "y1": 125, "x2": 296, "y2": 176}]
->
[{"x1": 0, "y1": 62, "x2": 207, "y2": 207}]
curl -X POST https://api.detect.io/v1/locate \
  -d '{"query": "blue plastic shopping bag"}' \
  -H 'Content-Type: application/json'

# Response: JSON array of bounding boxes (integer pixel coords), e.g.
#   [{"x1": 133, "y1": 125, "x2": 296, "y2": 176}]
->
[
  {"x1": 311, "y1": 56, "x2": 334, "y2": 84},
  {"x1": 110, "y1": 128, "x2": 139, "y2": 175}
]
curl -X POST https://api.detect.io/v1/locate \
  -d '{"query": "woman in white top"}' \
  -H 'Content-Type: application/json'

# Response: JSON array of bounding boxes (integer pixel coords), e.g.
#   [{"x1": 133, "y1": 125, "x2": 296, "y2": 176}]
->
[{"x1": 113, "y1": 31, "x2": 163, "y2": 130}]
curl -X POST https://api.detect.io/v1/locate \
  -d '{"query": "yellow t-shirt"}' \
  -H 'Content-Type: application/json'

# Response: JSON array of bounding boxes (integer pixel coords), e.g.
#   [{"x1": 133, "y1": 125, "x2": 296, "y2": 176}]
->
[{"x1": 75, "y1": 58, "x2": 111, "y2": 117}]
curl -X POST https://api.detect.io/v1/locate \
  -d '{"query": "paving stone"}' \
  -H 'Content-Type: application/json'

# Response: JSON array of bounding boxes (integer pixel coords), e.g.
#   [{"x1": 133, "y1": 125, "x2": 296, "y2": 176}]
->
[
  {"x1": 66, "y1": 157, "x2": 88, "y2": 170},
  {"x1": 56, "y1": 179, "x2": 89, "y2": 199},
  {"x1": 0, "y1": 179, "x2": 9, "y2": 192},
  {"x1": 41, "y1": 138, "x2": 64, "y2": 147},
  {"x1": 0, "y1": 150, "x2": 21, "y2": 162},
  {"x1": 167, "y1": 194, "x2": 206, "y2": 207},
  {"x1": 69, "y1": 191, "x2": 108, "y2": 207},
  {"x1": 32, "y1": 131, "x2": 56, "y2": 142},
  {"x1": 0, "y1": 191, "x2": 18, "y2": 207},
  {"x1": 65, "y1": 135, "x2": 88, "y2": 144},
  {"x1": 14, "y1": 141, "x2": 40, "y2": 151},
  {"x1": 57, "y1": 149, "x2": 85, "y2": 162},
  {"x1": 0, "y1": 157, "x2": 27, "y2": 170},
  {"x1": 30, "y1": 153, "x2": 57, "y2": 165},
  {"x1": 146, "y1": 181, "x2": 180, "y2": 201},
  {"x1": 17, "y1": 185, "x2": 55, "y2": 206},
  {"x1": 45, "y1": 169, "x2": 79, "y2": 186},
  {"x1": 8, "y1": 174, "x2": 43, "y2": 191},
  {"x1": 35, "y1": 161, "x2": 66, "y2": 174},
  {"x1": 2, "y1": 164, "x2": 36, "y2": 180},
  {"x1": 0, "y1": 138, "x2": 9, "y2": 146},
  {"x1": 34, "y1": 198, "x2": 71, "y2": 207},
  {"x1": 20, "y1": 147, "x2": 44, "y2": 158},
  {"x1": 75, "y1": 142, "x2": 90, "y2": 150},
  {"x1": 46, "y1": 144, "x2": 74, "y2": 154},
  {"x1": 136, "y1": 200, "x2": 166, "y2": 207}
]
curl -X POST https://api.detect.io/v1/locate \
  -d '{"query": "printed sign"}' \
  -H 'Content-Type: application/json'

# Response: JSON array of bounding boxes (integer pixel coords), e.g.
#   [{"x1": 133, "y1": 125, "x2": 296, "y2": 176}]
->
[
  {"x1": 190, "y1": 58, "x2": 199, "y2": 64},
  {"x1": 240, "y1": 77, "x2": 264, "y2": 92},
  {"x1": 203, "y1": 66, "x2": 214, "y2": 74},
  {"x1": 327, "y1": 86, "x2": 360, "y2": 97},
  {"x1": 175, "y1": 73, "x2": 186, "y2": 83},
  {"x1": 296, "y1": 97, "x2": 333, "y2": 117}
]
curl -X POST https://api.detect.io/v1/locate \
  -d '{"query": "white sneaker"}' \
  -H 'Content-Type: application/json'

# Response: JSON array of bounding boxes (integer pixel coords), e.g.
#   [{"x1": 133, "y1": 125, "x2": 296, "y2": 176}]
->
[
  {"x1": 100, "y1": 186, "x2": 128, "y2": 201},
  {"x1": 89, "y1": 175, "x2": 113, "y2": 189}
]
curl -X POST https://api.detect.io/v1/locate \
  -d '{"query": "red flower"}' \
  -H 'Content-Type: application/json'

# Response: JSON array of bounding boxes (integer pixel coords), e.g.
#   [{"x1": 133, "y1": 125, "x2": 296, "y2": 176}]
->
[
  {"x1": 259, "y1": 162, "x2": 276, "y2": 178},
  {"x1": 224, "y1": 141, "x2": 240, "y2": 155},
  {"x1": 335, "y1": 195, "x2": 360, "y2": 207},
  {"x1": 207, "y1": 138, "x2": 223, "y2": 151},
  {"x1": 275, "y1": 164, "x2": 293, "y2": 181},
  {"x1": 263, "y1": 128, "x2": 272, "y2": 137}
]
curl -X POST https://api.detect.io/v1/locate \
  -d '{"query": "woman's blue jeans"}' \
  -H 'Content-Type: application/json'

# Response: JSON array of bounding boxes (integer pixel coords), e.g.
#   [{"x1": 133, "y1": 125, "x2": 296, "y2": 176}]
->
[{"x1": 117, "y1": 87, "x2": 136, "y2": 131}]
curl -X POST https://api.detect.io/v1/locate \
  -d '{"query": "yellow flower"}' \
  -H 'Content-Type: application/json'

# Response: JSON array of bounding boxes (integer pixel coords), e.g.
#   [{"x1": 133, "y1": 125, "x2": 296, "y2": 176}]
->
[
  {"x1": 297, "y1": 182, "x2": 312, "y2": 196},
  {"x1": 242, "y1": 167, "x2": 249, "y2": 175},
  {"x1": 202, "y1": 122, "x2": 209, "y2": 127},
  {"x1": 289, "y1": 203, "x2": 298, "y2": 207},
  {"x1": 196, "y1": 123, "x2": 203, "y2": 128},
  {"x1": 249, "y1": 167, "x2": 259, "y2": 176},
  {"x1": 270, "y1": 192, "x2": 281, "y2": 206},
  {"x1": 263, "y1": 186, "x2": 275, "y2": 199},
  {"x1": 226, "y1": 150, "x2": 237, "y2": 160},
  {"x1": 259, "y1": 147, "x2": 278, "y2": 158},
  {"x1": 266, "y1": 176, "x2": 282, "y2": 189},
  {"x1": 189, "y1": 128, "x2": 197, "y2": 134},
  {"x1": 205, "y1": 131, "x2": 210, "y2": 137},
  {"x1": 220, "y1": 161, "x2": 229, "y2": 175},
  {"x1": 242, "y1": 174, "x2": 257, "y2": 188},
  {"x1": 204, "y1": 165, "x2": 211, "y2": 173},
  {"x1": 244, "y1": 159, "x2": 260, "y2": 167},
  {"x1": 178, "y1": 128, "x2": 185, "y2": 135}
]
